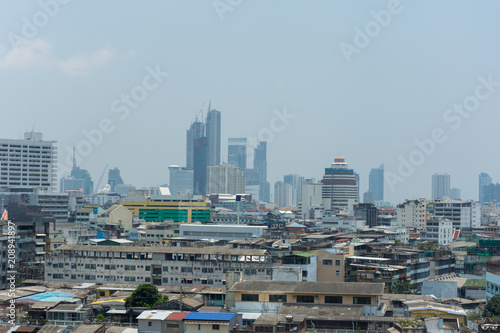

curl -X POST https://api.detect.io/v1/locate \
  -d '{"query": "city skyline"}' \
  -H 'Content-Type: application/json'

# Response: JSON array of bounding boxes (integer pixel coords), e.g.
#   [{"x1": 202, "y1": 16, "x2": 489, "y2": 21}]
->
[{"x1": 1, "y1": 2, "x2": 499, "y2": 203}]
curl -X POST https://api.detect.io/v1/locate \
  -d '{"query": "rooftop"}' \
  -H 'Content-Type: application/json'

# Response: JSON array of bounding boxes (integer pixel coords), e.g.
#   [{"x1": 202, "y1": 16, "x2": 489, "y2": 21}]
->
[{"x1": 230, "y1": 280, "x2": 384, "y2": 296}]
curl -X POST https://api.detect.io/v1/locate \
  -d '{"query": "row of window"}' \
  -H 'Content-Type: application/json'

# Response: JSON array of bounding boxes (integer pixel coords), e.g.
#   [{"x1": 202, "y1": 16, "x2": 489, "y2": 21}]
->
[{"x1": 240, "y1": 294, "x2": 370, "y2": 304}]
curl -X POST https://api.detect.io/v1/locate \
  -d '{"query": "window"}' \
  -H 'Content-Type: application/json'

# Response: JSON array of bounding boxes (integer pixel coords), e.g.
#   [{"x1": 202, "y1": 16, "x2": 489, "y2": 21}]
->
[
  {"x1": 322, "y1": 259, "x2": 333, "y2": 266},
  {"x1": 163, "y1": 266, "x2": 168, "y2": 272},
  {"x1": 269, "y1": 295, "x2": 287, "y2": 302},
  {"x1": 148, "y1": 322, "x2": 152, "y2": 327},
  {"x1": 181, "y1": 267, "x2": 193, "y2": 273},
  {"x1": 241, "y1": 294, "x2": 259, "y2": 302},
  {"x1": 335, "y1": 259, "x2": 341, "y2": 266},
  {"x1": 353, "y1": 297, "x2": 371, "y2": 305},
  {"x1": 212, "y1": 324, "x2": 220, "y2": 330},
  {"x1": 336, "y1": 270, "x2": 340, "y2": 276},
  {"x1": 296, "y1": 295, "x2": 315, "y2": 303},
  {"x1": 325, "y1": 296, "x2": 342, "y2": 304}
]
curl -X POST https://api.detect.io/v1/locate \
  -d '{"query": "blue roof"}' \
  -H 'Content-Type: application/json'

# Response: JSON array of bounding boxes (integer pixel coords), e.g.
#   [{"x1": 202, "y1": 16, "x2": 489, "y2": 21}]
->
[{"x1": 183, "y1": 312, "x2": 236, "y2": 321}]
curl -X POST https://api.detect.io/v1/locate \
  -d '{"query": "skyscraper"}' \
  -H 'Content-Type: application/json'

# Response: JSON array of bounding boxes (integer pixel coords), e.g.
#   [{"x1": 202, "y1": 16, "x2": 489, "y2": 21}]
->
[
  {"x1": 369, "y1": 164, "x2": 384, "y2": 202},
  {"x1": 186, "y1": 120, "x2": 204, "y2": 170},
  {"x1": 207, "y1": 165, "x2": 245, "y2": 195},
  {"x1": 274, "y1": 181, "x2": 293, "y2": 208},
  {"x1": 228, "y1": 138, "x2": 247, "y2": 170},
  {"x1": 193, "y1": 137, "x2": 208, "y2": 195},
  {"x1": 321, "y1": 155, "x2": 358, "y2": 211},
  {"x1": 432, "y1": 173, "x2": 450, "y2": 200},
  {"x1": 108, "y1": 167, "x2": 124, "y2": 192},
  {"x1": 169, "y1": 165, "x2": 194, "y2": 195},
  {"x1": 206, "y1": 106, "x2": 221, "y2": 166},
  {"x1": 479, "y1": 172, "x2": 492, "y2": 205},
  {"x1": 0, "y1": 132, "x2": 57, "y2": 192},
  {"x1": 284, "y1": 174, "x2": 305, "y2": 208},
  {"x1": 450, "y1": 188, "x2": 461, "y2": 200},
  {"x1": 254, "y1": 141, "x2": 270, "y2": 202}
]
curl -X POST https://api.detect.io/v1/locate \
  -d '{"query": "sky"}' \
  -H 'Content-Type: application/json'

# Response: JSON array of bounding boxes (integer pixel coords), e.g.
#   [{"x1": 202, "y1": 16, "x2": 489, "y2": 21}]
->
[{"x1": 0, "y1": 0, "x2": 499, "y2": 204}]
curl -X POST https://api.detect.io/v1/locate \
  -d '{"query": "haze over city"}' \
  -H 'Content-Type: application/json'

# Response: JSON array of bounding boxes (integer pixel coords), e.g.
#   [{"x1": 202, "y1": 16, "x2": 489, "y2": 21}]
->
[{"x1": 1, "y1": 1, "x2": 499, "y2": 203}]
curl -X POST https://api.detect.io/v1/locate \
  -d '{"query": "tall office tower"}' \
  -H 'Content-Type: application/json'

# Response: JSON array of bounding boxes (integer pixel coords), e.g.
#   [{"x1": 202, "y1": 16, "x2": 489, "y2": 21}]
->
[
  {"x1": 432, "y1": 174, "x2": 450, "y2": 200},
  {"x1": 483, "y1": 183, "x2": 500, "y2": 204},
  {"x1": 205, "y1": 106, "x2": 221, "y2": 166},
  {"x1": 254, "y1": 141, "x2": 270, "y2": 202},
  {"x1": 321, "y1": 155, "x2": 358, "y2": 211},
  {"x1": 363, "y1": 190, "x2": 375, "y2": 204},
  {"x1": 0, "y1": 132, "x2": 57, "y2": 192},
  {"x1": 450, "y1": 188, "x2": 461, "y2": 200},
  {"x1": 274, "y1": 181, "x2": 293, "y2": 208},
  {"x1": 168, "y1": 165, "x2": 194, "y2": 195},
  {"x1": 479, "y1": 172, "x2": 492, "y2": 205},
  {"x1": 369, "y1": 164, "x2": 384, "y2": 202},
  {"x1": 228, "y1": 138, "x2": 247, "y2": 170},
  {"x1": 107, "y1": 167, "x2": 124, "y2": 192},
  {"x1": 207, "y1": 165, "x2": 246, "y2": 195},
  {"x1": 186, "y1": 120, "x2": 204, "y2": 170},
  {"x1": 71, "y1": 167, "x2": 94, "y2": 194},
  {"x1": 354, "y1": 203, "x2": 378, "y2": 228},
  {"x1": 284, "y1": 174, "x2": 305, "y2": 208},
  {"x1": 193, "y1": 137, "x2": 208, "y2": 195},
  {"x1": 354, "y1": 172, "x2": 360, "y2": 203}
]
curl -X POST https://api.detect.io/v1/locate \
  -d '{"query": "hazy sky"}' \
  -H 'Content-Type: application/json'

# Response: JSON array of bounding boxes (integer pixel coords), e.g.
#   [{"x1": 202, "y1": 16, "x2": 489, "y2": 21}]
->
[{"x1": 1, "y1": 1, "x2": 499, "y2": 204}]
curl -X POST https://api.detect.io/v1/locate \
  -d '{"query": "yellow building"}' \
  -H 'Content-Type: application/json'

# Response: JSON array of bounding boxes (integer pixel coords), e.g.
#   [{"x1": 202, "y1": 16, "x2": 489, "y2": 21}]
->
[{"x1": 121, "y1": 197, "x2": 210, "y2": 223}]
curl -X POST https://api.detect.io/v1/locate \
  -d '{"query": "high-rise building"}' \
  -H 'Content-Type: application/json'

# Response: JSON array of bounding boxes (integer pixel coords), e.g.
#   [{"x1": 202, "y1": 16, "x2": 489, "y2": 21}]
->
[
  {"x1": 483, "y1": 183, "x2": 500, "y2": 204},
  {"x1": 363, "y1": 190, "x2": 375, "y2": 204},
  {"x1": 207, "y1": 165, "x2": 246, "y2": 195},
  {"x1": 450, "y1": 188, "x2": 461, "y2": 200},
  {"x1": 299, "y1": 181, "x2": 323, "y2": 219},
  {"x1": 321, "y1": 155, "x2": 358, "y2": 211},
  {"x1": 432, "y1": 200, "x2": 480, "y2": 230},
  {"x1": 228, "y1": 138, "x2": 247, "y2": 170},
  {"x1": 479, "y1": 172, "x2": 492, "y2": 205},
  {"x1": 274, "y1": 181, "x2": 293, "y2": 208},
  {"x1": 168, "y1": 165, "x2": 194, "y2": 195},
  {"x1": 71, "y1": 167, "x2": 94, "y2": 194},
  {"x1": 193, "y1": 137, "x2": 208, "y2": 195},
  {"x1": 60, "y1": 176, "x2": 85, "y2": 193},
  {"x1": 354, "y1": 203, "x2": 378, "y2": 228},
  {"x1": 369, "y1": 164, "x2": 384, "y2": 202},
  {"x1": 0, "y1": 132, "x2": 57, "y2": 192},
  {"x1": 284, "y1": 174, "x2": 304, "y2": 208},
  {"x1": 432, "y1": 174, "x2": 450, "y2": 200},
  {"x1": 206, "y1": 106, "x2": 221, "y2": 166},
  {"x1": 254, "y1": 141, "x2": 270, "y2": 202},
  {"x1": 186, "y1": 120, "x2": 204, "y2": 170},
  {"x1": 107, "y1": 167, "x2": 124, "y2": 192}
]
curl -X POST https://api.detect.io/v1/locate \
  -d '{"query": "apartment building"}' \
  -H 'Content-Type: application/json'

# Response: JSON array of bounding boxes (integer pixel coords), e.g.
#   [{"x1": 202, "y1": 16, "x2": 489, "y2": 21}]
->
[
  {"x1": 45, "y1": 244, "x2": 278, "y2": 287},
  {"x1": 228, "y1": 280, "x2": 385, "y2": 316}
]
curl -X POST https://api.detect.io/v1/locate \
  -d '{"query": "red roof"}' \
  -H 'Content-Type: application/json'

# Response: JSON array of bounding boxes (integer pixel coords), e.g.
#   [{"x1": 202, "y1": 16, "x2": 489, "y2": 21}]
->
[
  {"x1": 336, "y1": 238, "x2": 349, "y2": 242},
  {"x1": 167, "y1": 312, "x2": 188, "y2": 321}
]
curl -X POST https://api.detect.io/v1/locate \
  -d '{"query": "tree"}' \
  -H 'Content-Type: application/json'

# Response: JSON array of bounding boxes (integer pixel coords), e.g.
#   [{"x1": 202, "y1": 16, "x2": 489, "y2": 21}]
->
[
  {"x1": 125, "y1": 283, "x2": 169, "y2": 308},
  {"x1": 96, "y1": 314, "x2": 107, "y2": 322},
  {"x1": 392, "y1": 278, "x2": 414, "y2": 294},
  {"x1": 484, "y1": 295, "x2": 500, "y2": 317}
]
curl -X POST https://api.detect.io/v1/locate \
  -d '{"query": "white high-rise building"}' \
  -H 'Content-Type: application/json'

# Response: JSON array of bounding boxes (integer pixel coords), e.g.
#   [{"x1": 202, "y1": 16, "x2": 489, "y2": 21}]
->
[
  {"x1": 0, "y1": 132, "x2": 57, "y2": 192},
  {"x1": 274, "y1": 181, "x2": 293, "y2": 208},
  {"x1": 433, "y1": 200, "x2": 481, "y2": 230},
  {"x1": 299, "y1": 182, "x2": 323, "y2": 219},
  {"x1": 432, "y1": 174, "x2": 450, "y2": 200},
  {"x1": 396, "y1": 200, "x2": 426, "y2": 229},
  {"x1": 207, "y1": 164, "x2": 245, "y2": 195}
]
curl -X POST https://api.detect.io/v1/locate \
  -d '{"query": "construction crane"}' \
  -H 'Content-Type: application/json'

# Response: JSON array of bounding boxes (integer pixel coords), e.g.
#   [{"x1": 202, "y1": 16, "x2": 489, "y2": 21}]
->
[{"x1": 94, "y1": 164, "x2": 108, "y2": 193}]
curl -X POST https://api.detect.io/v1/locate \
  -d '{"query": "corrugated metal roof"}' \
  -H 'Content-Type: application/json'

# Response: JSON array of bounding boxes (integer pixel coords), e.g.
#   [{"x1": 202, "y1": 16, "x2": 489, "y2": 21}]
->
[
  {"x1": 183, "y1": 312, "x2": 236, "y2": 321},
  {"x1": 166, "y1": 312, "x2": 188, "y2": 321}
]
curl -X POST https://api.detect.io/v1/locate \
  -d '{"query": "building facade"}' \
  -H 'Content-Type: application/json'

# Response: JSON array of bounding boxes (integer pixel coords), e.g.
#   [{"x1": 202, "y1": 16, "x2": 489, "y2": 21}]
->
[
  {"x1": 321, "y1": 155, "x2": 358, "y2": 211},
  {"x1": 0, "y1": 132, "x2": 57, "y2": 192},
  {"x1": 432, "y1": 174, "x2": 450, "y2": 200},
  {"x1": 228, "y1": 138, "x2": 247, "y2": 170},
  {"x1": 369, "y1": 164, "x2": 384, "y2": 202},
  {"x1": 207, "y1": 164, "x2": 245, "y2": 195},
  {"x1": 206, "y1": 108, "x2": 221, "y2": 167},
  {"x1": 45, "y1": 245, "x2": 276, "y2": 287}
]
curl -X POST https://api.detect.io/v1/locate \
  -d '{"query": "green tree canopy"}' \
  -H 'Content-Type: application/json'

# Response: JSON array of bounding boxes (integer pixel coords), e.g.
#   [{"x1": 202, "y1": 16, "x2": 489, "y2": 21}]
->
[
  {"x1": 125, "y1": 283, "x2": 169, "y2": 308},
  {"x1": 484, "y1": 295, "x2": 500, "y2": 317},
  {"x1": 392, "y1": 278, "x2": 414, "y2": 294}
]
